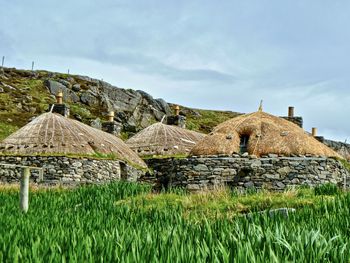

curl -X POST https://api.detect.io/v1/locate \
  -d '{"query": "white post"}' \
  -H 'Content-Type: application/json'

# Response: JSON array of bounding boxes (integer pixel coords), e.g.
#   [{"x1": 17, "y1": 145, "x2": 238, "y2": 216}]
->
[{"x1": 20, "y1": 167, "x2": 30, "y2": 213}]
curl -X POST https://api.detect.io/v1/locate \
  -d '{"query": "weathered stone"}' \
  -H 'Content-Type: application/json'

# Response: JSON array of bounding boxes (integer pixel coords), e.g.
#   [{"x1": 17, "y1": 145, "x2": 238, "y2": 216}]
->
[
  {"x1": 265, "y1": 174, "x2": 280, "y2": 180},
  {"x1": 244, "y1": 181, "x2": 254, "y2": 188},
  {"x1": 193, "y1": 164, "x2": 209, "y2": 172}
]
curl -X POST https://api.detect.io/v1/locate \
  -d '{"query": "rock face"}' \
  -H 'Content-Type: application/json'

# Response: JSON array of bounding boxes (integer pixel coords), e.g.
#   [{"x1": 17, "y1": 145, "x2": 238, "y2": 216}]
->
[
  {"x1": 142, "y1": 155, "x2": 350, "y2": 191},
  {"x1": 44, "y1": 77, "x2": 172, "y2": 132}
]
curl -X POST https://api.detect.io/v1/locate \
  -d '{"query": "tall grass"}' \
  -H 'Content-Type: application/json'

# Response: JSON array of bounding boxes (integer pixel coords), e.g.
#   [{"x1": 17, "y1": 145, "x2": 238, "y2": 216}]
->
[{"x1": 0, "y1": 182, "x2": 349, "y2": 262}]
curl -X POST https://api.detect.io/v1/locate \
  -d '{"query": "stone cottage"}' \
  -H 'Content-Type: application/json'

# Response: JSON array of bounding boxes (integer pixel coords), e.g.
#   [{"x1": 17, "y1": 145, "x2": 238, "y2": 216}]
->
[
  {"x1": 143, "y1": 110, "x2": 349, "y2": 191},
  {"x1": 0, "y1": 111, "x2": 147, "y2": 184}
]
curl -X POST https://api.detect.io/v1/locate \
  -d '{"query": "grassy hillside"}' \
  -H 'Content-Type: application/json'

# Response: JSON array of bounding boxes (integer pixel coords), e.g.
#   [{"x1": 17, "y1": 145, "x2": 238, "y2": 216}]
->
[
  {"x1": 0, "y1": 183, "x2": 349, "y2": 262},
  {"x1": 0, "y1": 69, "x2": 106, "y2": 141},
  {"x1": 0, "y1": 68, "x2": 240, "y2": 141},
  {"x1": 169, "y1": 103, "x2": 241, "y2": 134}
]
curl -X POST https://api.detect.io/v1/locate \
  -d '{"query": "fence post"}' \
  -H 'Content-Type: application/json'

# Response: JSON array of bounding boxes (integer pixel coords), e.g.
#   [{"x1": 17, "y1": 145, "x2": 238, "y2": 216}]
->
[{"x1": 20, "y1": 167, "x2": 30, "y2": 213}]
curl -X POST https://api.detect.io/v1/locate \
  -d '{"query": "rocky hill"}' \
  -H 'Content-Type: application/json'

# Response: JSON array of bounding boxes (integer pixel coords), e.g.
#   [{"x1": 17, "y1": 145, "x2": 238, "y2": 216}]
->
[{"x1": 0, "y1": 67, "x2": 240, "y2": 140}]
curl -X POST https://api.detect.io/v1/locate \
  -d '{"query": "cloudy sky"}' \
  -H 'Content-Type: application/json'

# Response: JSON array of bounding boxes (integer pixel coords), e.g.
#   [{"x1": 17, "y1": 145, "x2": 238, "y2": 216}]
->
[{"x1": 1, "y1": 0, "x2": 349, "y2": 141}]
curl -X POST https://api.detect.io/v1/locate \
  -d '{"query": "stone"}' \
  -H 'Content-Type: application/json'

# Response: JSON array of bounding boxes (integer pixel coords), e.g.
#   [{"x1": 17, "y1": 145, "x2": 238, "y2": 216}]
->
[
  {"x1": 57, "y1": 79, "x2": 71, "y2": 87},
  {"x1": 187, "y1": 184, "x2": 200, "y2": 191},
  {"x1": 276, "y1": 182, "x2": 285, "y2": 188},
  {"x1": 90, "y1": 118, "x2": 102, "y2": 129},
  {"x1": 244, "y1": 181, "x2": 254, "y2": 188},
  {"x1": 277, "y1": 166, "x2": 291, "y2": 176},
  {"x1": 250, "y1": 160, "x2": 262, "y2": 168},
  {"x1": 268, "y1": 154, "x2": 278, "y2": 158},
  {"x1": 44, "y1": 80, "x2": 78, "y2": 102},
  {"x1": 0, "y1": 87, "x2": 3, "y2": 93},
  {"x1": 72, "y1": 84, "x2": 81, "y2": 92},
  {"x1": 80, "y1": 92, "x2": 98, "y2": 106},
  {"x1": 265, "y1": 174, "x2": 280, "y2": 179}
]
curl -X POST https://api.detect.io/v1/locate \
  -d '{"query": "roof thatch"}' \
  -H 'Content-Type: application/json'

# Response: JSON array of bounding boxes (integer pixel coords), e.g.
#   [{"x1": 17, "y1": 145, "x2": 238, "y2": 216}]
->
[
  {"x1": 126, "y1": 122, "x2": 205, "y2": 156},
  {"x1": 191, "y1": 111, "x2": 341, "y2": 158},
  {"x1": 0, "y1": 112, "x2": 147, "y2": 168}
]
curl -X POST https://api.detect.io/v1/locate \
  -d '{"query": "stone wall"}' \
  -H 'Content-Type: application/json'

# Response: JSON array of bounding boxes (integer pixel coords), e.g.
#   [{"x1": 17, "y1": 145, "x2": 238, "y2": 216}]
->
[
  {"x1": 316, "y1": 138, "x2": 350, "y2": 160},
  {"x1": 143, "y1": 155, "x2": 350, "y2": 191},
  {"x1": 0, "y1": 156, "x2": 143, "y2": 185}
]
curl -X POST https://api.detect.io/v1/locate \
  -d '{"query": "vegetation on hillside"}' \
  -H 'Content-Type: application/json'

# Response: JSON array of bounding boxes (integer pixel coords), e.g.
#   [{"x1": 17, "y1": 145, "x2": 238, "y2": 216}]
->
[
  {"x1": 0, "y1": 69, "x2": 240, "y2": 141},
  {"x1": 0, "y1": 182, "x2": 349, "y2": 262},
  {"x1": 0, "y1": 70, "x2": 103, "y2": 140}
]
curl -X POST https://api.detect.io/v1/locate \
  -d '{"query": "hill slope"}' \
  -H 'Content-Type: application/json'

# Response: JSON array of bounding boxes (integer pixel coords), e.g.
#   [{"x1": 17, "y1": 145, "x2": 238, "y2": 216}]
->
[{"x1": 0, "y1": 67, "x2": 240, "y2": 141}]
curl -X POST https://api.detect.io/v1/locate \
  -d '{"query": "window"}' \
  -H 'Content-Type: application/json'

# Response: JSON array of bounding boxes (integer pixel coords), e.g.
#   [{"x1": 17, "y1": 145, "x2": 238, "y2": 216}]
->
[{"x1": 240, "y1": 135, "x2": 249, "y2": 154}]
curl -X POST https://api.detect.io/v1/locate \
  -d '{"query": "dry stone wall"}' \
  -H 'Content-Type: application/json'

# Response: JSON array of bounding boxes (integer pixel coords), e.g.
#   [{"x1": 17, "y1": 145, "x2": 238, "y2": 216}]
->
[
  {"x1": 0, "y1": 156, "x2": 143, "y2": 185},
  {"x1": 144, "y1": 155, "x2": 349, "y2": 191}
]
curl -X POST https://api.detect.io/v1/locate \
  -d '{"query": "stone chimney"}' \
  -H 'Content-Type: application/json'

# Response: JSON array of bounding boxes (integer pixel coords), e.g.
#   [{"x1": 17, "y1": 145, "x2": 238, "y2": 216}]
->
[
  {"x1": 288, "y1": 106, "x2": 294, "y2": 118},
  {"x1": 48, "y1": 91, "x2": 70, "y2": 117},
  {"x1": 280, "y1": 106, "x2": 303, "y2": 128},
  {"x1": 102, "y1": 111, "x2": 122, "y2": 136},
  {"x1": 167, "y1": 105, "x2": 186, "y2": 128}
]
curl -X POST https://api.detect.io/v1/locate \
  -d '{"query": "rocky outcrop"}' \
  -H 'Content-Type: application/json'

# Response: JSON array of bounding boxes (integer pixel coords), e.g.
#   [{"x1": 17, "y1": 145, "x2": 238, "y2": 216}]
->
[{"x1": 44, "y1": 77, "x2": 172, "y2": 132}]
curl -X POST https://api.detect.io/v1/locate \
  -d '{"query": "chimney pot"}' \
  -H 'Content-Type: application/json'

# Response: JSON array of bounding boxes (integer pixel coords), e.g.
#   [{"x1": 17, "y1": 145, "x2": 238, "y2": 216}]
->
[
  {"x1": 175, "y1": 105, "x2": 180, "y2": 116},
  {"x1": 108, "y1": 111, "x2": 115, "y2": 122},
  {"x1": 312, "y1": 127, "x2": 317, "y2": 137},
  {"x1": 56, "y1": 91, "x2": 63, "y2": 104},
  {"x1": 288, "y1": 106, "x2": 294, "y2": 118}
]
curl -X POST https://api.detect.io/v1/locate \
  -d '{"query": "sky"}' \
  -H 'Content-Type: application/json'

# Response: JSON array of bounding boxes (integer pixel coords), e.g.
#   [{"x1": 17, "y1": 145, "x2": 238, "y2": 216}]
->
[{"x1": 0, "y1": 0, "x2": 349, "y2": 142}]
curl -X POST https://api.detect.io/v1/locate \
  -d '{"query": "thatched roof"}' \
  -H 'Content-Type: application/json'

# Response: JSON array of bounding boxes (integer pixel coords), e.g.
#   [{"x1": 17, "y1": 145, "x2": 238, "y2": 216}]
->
[
  {"x1": 0, "y1": 112, "x2": 147, "y2": 168},
  {"x1": 126, "y1": 122, "x2": 205, "y2": 156},
  {"x1": 191, "y1": 111, "x2": 341, "y2": 158}
]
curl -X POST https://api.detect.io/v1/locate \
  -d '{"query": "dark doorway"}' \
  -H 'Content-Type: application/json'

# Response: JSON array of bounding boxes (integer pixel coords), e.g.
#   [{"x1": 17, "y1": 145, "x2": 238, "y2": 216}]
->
[
  {"x1": 120, "y1": 162, "x2": 128, "y2": 180},
  {"x1": 240, "y1": 135, "x2": 249, "y2": 154}
]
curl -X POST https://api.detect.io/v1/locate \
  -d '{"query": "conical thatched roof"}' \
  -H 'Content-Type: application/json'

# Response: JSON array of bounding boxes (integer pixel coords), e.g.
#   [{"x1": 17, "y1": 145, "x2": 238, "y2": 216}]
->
[
  {"x1": 126, "y1": 122, "x2": 205, "y2": 156},
  {"x1": 0, "y1": 112, "x2": 146, "y2": 168},
  {"x1": 191, "y1": 111, "x2": 341, "y2": 158}
]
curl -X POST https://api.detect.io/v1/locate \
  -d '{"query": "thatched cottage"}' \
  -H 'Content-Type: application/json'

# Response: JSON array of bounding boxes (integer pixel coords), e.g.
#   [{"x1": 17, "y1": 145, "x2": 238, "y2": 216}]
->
[
  {"x1": 144, "y1": 110, "x2": 349, "y2": 191},
  {"x1": 191, "y1": 110, "x2": 340, "y2": 158},
  {"x1": 126, "y1": 121, "x2": 205, "y2": 157},
  {"x1": 0, "y1": 111, "x2": 147, "y2": 184}
]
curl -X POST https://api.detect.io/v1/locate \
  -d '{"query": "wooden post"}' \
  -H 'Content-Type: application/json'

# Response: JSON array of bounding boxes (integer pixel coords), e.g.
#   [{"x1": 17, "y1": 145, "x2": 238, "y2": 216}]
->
[{"x1": 20, "y1": 167, "x2": 30, "y2": 213}]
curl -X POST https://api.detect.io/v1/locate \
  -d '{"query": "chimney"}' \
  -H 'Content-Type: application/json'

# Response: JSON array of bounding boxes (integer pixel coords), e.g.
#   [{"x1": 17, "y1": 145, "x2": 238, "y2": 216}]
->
[
  {"x1": 107, "y1": 111, "x2": 115, "y2": 122},
  {"x1": 312, "y1": 127, "x2": 317, "y2": 137},
  {"x1": 49, "y1": 90, "x2": 69, "y2": 117},
  {"x1": 167, "y1": 105, "x2": 186, "y2": 128},
  {"x1": 174, "y1": 105, "x2": 180, "y2": 116},
  {"x1": 102, "y1": 111, "x2": 121, "y2": 136},
  {"x1": 56, "y1": 91, "x2": 63, "y2": 104},
  {"x1": 288, "y1": 106, "x2": 294, "y2": 118},
  {"x1": 280, "y1": 106, "x2": 303, "y2": 128}
]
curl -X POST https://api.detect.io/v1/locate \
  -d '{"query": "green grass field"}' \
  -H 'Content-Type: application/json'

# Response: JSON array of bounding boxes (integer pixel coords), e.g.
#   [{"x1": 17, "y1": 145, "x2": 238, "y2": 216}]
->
[{"x1": 0, "y1": 183, "x2": 349, "y2": 262}]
